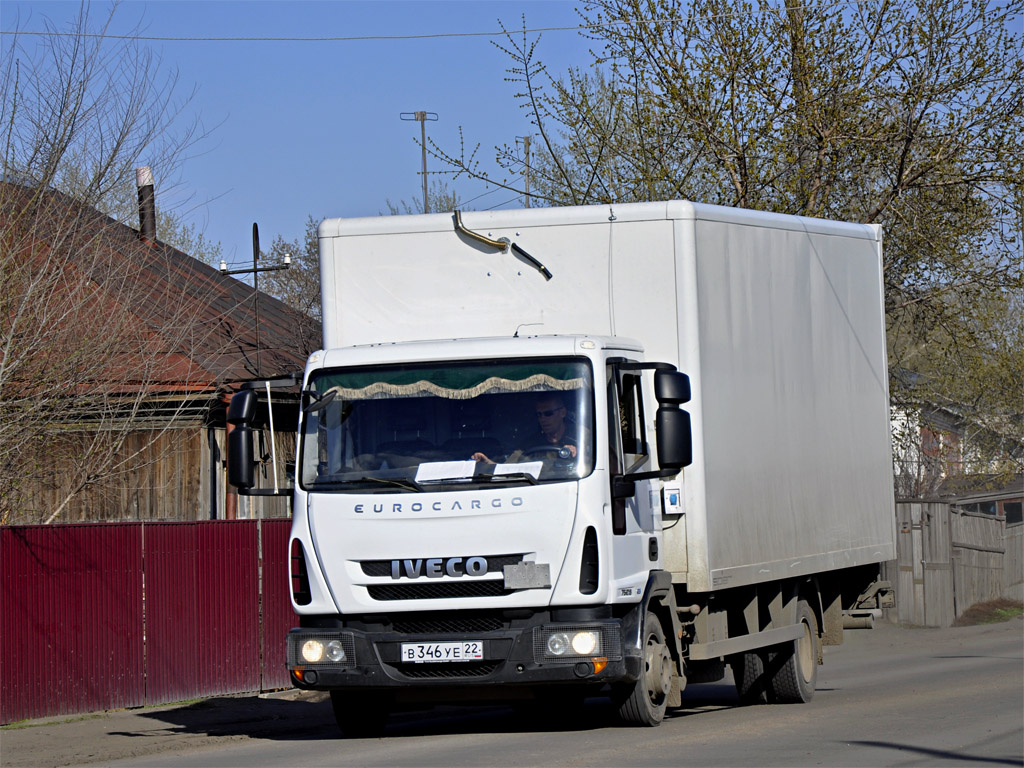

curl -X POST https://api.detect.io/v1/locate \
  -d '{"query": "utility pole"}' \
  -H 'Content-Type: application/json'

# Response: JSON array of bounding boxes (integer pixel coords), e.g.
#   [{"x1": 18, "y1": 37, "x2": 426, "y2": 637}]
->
[{"x1": 400, "y1": 111, "x2": 439, "y2": 213}]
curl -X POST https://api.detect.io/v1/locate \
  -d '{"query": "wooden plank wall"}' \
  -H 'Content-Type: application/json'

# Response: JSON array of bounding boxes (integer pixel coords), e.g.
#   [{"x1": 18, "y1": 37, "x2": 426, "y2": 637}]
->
[
  {"x1": 15, "y1": 425, "x2": 297, "y2": 524},
  {"x1": 922, "y1": 503, "x2": 955, "y2": 627},
  {"x1": 18, "y1": 429, "x2": 205, "y2": 524},
  {"x1": 951, "y1": 509, "x2": 1005, "y2": 618},
  {"x1": 894, "y1": 502, "x2": 1023, "y2": 626},
  {"x1": 1005, "y1": 523, "x2": 1024, "y2": 602},
  {"x1": 894, "y1": 502, "x2": 954, "y2": 626}
]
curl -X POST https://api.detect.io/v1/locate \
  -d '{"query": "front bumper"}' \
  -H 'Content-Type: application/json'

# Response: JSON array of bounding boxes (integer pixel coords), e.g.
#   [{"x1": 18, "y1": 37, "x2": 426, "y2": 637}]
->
[{"x1": 287, "y1": 616, "x2": 640, "y2": 691}]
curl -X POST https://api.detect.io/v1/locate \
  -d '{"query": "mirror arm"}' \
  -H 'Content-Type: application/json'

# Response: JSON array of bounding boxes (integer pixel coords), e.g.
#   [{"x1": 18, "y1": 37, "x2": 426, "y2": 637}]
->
[{"x1": 612, "y1": 468, "x2": 680, "y2": 499}]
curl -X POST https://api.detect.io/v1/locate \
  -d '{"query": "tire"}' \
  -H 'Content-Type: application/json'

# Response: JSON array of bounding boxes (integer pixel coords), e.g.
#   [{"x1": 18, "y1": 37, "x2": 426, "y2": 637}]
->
[
  {"x1": 732, "y1": 651, "x2": 769, "y2": 705},
  {"x1": 330, "y1": 689, "x2": 391, "y2": 737},
  {"x1": 616, "y1": 611, "x2": 672, "y2": 726},
  {"x1": 767, "y1": 599, "x2": 819, "y2": 703}
]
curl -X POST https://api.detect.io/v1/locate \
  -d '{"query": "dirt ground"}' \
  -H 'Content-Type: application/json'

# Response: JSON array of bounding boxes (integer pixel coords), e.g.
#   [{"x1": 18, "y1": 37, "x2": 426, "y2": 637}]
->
[{"x1": 1, "y1": 689, "x2": 332, "y2": 768}]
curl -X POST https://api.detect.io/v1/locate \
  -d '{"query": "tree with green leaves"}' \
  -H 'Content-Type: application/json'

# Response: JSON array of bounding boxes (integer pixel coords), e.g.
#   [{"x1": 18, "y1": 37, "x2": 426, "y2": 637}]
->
[{"x1": 433, "y1": 0, "x2": 1024, "y2": 489}]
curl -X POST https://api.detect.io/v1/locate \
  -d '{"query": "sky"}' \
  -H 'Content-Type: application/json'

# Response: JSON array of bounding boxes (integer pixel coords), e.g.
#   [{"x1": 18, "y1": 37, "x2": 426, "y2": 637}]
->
[{"x1": 2, "y1": 0, "x2": 595, "y2": 265}]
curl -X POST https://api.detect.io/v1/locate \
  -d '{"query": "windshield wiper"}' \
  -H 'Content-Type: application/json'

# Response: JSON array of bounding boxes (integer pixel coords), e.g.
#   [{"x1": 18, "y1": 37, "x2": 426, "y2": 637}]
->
[
  {"x1": 473, "y1": 472, "x2": 539, "y2": 485},
  {"x1": 317, "y1": 476, "x2": 424, "y2": 493},
  {"x1": 417, "y1": 472, "x2": 540, "y2": 487}
]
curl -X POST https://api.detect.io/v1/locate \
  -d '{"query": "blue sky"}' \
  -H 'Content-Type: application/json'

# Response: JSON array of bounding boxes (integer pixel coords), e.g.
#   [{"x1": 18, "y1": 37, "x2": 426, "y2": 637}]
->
[{"x1": 2, "y1": 1, "x2": 594, "y2": 263}]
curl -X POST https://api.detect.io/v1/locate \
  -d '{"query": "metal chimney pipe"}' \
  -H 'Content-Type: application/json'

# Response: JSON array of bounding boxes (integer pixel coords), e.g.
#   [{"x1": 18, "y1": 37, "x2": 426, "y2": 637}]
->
[{"x1": 136, "y1": 166, "x2": 156, "y2": 242}]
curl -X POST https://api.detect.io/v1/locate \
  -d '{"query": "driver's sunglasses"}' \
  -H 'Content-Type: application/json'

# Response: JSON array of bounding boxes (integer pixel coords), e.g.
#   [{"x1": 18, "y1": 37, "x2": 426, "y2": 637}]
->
[{"x1": 536, "y1": 407, "x2": 563, "y2": 418}]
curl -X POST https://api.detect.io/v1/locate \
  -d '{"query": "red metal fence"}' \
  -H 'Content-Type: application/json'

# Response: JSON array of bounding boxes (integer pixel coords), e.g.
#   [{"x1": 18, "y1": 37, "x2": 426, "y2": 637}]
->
[{"x1": 0, "y1": 519, "x2": 295, "y2": 724}]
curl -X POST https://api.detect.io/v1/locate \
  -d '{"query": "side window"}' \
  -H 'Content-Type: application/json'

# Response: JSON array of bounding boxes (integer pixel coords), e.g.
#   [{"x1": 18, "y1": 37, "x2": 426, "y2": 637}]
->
[
  {"x1": 609, "y1": 366, "x2": 649, "y2": 474},
  {"x1": 606, "y1": 366, "x2": 623, "y2": 475},
  {"x1": 619, "y1": 372, "x2": 648, "y2": 472}
]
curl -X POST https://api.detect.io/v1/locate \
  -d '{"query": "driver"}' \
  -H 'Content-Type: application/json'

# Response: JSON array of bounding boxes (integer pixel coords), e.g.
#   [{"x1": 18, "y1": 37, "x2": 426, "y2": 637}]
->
[{"x1": 472, "y1": 393, "x2": 578, "y2": 464}]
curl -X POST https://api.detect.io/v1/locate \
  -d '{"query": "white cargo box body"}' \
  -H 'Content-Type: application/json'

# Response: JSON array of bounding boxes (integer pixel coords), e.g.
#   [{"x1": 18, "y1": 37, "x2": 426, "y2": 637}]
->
[{"x1": 319, "y1": 201, "x2": 896, "y2": 592}]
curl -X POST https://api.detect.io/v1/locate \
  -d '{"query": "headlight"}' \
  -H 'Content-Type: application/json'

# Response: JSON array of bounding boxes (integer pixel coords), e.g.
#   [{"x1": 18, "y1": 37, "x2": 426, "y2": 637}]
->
[
  {"x1": 301, "y1": 639, "x2": 325, "y2": 663},
  {"x1": 546, "y1": 632, "x2": 571, "y2": 656},
  {"x1": 541, "y1": 628, "x2": 604, "y2": 659},
  {"x1": 325, "y1": 640, "x2": 346, "y2": 662},
  {"x1": 570, "y1": 631, "x2": 599, "y2": 655},
  {"x1": 289, "y1": 632, "x2": 356, "y2": 668}
]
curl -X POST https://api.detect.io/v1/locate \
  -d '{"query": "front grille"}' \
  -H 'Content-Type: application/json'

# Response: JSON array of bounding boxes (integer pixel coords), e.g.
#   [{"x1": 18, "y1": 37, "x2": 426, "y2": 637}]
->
[
  {"x1": 360, "y1": 554, "x2": 524, "y2": 578},
  {"x1": 393, "y1": 616, "x2": 505, "y2": 634},
  {"x1": 368, "y1": 580, "x2": 509, "y2": 601},
  {"x1": 392, "y1": 661, "x2": 500, "y2": 679}
]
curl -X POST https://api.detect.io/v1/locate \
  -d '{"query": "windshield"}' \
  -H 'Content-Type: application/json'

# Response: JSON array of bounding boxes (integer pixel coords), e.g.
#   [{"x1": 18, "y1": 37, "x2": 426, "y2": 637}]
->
[{"x1": 300, "y1": 357, "x2": 595, "y2": 491}]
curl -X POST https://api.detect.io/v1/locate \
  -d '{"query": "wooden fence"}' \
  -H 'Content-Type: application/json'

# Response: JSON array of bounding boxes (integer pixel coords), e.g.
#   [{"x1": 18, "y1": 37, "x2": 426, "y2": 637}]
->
[{"x1": 889, "y1": 502, "x2": 1024, "y2": 626}]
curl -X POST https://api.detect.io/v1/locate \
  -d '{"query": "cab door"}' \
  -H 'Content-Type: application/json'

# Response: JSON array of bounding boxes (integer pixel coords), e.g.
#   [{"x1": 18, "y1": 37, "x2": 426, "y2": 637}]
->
[{"x1": 606, "y1": 361, "x2": 661, "y2": 583}]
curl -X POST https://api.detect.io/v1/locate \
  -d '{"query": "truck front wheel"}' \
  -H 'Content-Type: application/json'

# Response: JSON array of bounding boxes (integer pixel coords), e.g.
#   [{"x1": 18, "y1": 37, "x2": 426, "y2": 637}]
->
[{"x1": 616, "y1": 611, "x2": 672, "y2": 726}]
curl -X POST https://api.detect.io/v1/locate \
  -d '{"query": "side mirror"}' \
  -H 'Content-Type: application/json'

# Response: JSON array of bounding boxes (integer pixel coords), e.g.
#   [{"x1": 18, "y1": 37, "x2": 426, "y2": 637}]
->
[
  {"x1": 656, "y1": 406, "x2": 692, "y2": 470},
  {"x1": 654, "y1": 371, "x2": 692, "y2": 470},
  {"x1": 654, "y1": 370, "x2": 690, "y2": 404},
  {"x1": 227, "y1": 390, "x2": 257, "y2": 490}
]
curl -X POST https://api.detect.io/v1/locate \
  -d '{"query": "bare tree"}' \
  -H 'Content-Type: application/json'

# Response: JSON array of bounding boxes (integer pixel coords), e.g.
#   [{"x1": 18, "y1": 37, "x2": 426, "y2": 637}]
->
[
  {"x1": 260, "y1": 215, "x2": 322, "y2": 323},
  {"x1": 384, "y1": 180, "x2": 465, "y2": 216},
  {"x1": 0, "y1": 3, "x2": 228, "y2": 524}
]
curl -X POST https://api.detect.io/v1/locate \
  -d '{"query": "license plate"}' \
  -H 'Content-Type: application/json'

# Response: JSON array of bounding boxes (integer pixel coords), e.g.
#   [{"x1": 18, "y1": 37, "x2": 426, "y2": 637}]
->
[{"x1": 401, "y1": 640, "x2": 484, "y2": 663}]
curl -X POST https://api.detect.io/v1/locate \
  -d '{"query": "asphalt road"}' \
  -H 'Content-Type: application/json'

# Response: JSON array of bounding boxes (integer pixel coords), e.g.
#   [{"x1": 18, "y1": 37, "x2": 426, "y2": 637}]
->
[{"x1": 3, "y1": 618, "x2": 1021, "y2": 768}]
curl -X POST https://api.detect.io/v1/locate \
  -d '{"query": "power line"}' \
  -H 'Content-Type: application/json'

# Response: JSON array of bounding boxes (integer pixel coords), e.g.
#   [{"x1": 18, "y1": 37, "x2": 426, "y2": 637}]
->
[
  {"x1": 0, "y1": 3, "x2": 880, "y2": 43},
  {"x1": 0, "y1": 22, "x2": 618, "y2": 43},
  {"x1": 459, "y1": 186, "x2": 507, "y2": 207}
]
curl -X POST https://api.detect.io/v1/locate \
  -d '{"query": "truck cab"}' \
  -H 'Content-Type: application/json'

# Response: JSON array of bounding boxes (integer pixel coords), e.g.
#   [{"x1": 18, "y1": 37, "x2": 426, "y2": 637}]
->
[{"x1": 277, "y1": 334, "x2": 690, "y2": 730}]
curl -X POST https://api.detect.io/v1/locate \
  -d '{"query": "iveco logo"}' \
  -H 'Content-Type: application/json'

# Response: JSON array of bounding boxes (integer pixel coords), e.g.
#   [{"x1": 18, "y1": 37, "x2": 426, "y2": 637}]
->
[{"x1": 391, "y1": 556, "x2": 488, "y2": 579}]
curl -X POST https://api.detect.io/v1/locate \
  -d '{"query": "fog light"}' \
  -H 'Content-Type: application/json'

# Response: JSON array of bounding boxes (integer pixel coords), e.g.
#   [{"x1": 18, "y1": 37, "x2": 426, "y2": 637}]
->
[
  {"x1": 325, "y1": 640, "x2": 346, "y2": 662},
  {"x1": 301, "y1": 639, "x2": 325, "y2": 663},
  {"x1": 570, "y1": 631, "x2": 599, "y2": 656},
  {"x1": 546, "y1": 632, "x2": 570, "y2": 656}
]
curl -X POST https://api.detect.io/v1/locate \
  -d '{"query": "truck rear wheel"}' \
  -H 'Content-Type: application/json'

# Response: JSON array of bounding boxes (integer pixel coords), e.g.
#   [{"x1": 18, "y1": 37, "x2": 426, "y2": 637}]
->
[
  {"x1": 330, "y1": 689, "x2": 390, "y2": 737},
  {"x1": 767, "y1": 599, "x2": 819, "y2": 703},
  {"x1": 732, "y1": 651, "x2": 769, "y2": 704},
  {"x1": 616, "y1": 611, "x2": 672, "y2": 726}
]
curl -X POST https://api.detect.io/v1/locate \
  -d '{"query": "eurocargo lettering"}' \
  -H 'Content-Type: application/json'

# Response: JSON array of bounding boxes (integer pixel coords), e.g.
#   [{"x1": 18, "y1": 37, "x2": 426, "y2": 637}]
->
[{"x1": 227, "y1": 201, "x2": 896, "y2": 735}]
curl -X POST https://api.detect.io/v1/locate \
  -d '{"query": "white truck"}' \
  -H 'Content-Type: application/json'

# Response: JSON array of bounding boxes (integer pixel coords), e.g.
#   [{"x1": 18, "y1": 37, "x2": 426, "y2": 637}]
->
[{"x1": 228, "y1": 200, "x2": 896, "y2": 734}]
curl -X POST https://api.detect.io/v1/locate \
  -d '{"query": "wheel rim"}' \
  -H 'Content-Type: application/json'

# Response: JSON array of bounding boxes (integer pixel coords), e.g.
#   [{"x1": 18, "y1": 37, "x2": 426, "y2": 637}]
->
[
  {"x1": 797, "y1": 619, "x2": 814, "y2": 682},
  {"x1": 644, "y1": 634, "x2": 672, "y2": 704}
]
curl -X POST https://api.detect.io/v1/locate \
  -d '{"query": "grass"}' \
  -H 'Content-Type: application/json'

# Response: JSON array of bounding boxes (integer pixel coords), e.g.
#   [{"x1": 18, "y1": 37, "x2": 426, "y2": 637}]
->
[{"x1": 952, "y1": 598, "x2": 1024, "y2": 626}]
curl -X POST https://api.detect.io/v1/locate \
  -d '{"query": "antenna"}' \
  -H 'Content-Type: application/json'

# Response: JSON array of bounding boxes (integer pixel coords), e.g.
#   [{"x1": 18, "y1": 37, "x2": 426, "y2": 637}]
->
[
  {"x1": 218, "y1": 222, "x2": 292, "y2": 377},
  {"x1": 400, "y1": 111, "x2": 439, "y2": 213}
]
